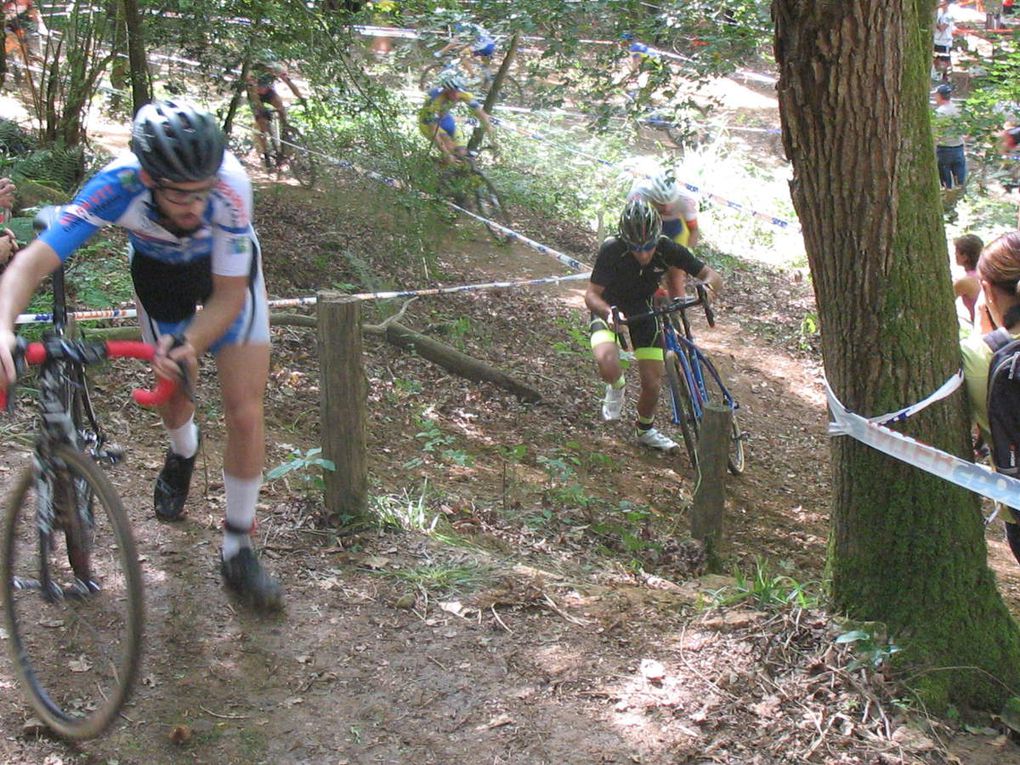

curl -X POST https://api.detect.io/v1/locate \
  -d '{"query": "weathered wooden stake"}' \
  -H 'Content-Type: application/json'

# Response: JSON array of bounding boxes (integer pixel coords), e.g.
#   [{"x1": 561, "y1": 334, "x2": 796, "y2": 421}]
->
[
  {"x1": 691, "y1": 404, "x2": 731, "y2": 571},
  {"x1": 316, "y1": 291, "x2": 368, "y2": 526}
]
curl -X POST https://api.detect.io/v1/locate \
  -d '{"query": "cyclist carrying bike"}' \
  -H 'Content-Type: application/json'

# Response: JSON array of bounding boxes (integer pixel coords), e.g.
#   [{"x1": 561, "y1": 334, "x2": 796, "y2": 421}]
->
[
  {"x1": 246, "y1": 53, "x2": 304, "y2": 169},
  {"x1": 0, "y1": 100, "x2": 282, "y2": 612},
  {"x1": 586, "y1": 199, "x2": 723, "y2": 450},
  {"x1": 418, "y1": 70, "x2": 494, "y2": 165}
]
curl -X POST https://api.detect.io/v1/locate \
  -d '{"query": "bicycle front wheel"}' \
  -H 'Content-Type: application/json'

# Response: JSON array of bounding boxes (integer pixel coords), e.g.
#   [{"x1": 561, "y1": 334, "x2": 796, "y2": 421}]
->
[
  {"x1": 284, "y1": 129, "x2": 317, "y2": 189},
  {"x1": 697, "y1": 357, "x2": 746, "y2": 475},
  {"x1": 664, "y1": 351, "x2": 700, "y2": 471},
  {"x1": 470, "y1": 169, "x2": 511, "y2": 242},
  {"x1": 1, "y1": 445, "x2": 144, "y2": 740}
]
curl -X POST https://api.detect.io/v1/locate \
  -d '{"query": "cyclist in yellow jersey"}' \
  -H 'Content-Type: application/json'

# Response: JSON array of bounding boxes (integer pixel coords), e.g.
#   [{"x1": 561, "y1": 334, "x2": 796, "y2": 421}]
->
[{"x1": 418, "y1": 70, "x2": 494, "y2": 164}]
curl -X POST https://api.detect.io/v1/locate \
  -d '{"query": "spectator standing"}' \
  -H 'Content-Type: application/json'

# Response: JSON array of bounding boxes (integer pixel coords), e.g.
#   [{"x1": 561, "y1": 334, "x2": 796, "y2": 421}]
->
[
  {"x1": 933, "y1": 84, "x2": 966, "y2": 189},
  {"x1": 953, "y1": 233, "x2": 983, "y2": 325},
  {"x1": 934, "y1": 1, "x2": 955, "y2": 84}
]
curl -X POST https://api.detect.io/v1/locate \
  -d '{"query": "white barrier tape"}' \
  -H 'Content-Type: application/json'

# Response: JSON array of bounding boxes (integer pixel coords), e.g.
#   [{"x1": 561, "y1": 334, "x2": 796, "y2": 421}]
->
[
  {"x1": 825, "y1": 377, "x2": 1020, "y2": 511},
  {"x1": 247, "y1": 123, "x2": 597, "y2": 274},
  {"x1": 15, "y1": 273, "x2": 588, "y2": 325},
  {"x1": 269, "y1": 271, "x2": 589, "y2": 306},
  {"x1": 866, "y1": 370, "x2": 965, "y2": 426}
]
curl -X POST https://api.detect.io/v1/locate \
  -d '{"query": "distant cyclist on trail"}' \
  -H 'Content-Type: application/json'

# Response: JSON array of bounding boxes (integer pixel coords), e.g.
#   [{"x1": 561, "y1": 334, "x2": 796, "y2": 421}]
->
[
  {"x1": 418, "y1": 70, "x2": 494, "y2": 165},
  {"x1": 245, "y1": 53, "x2": 304, "y2": 169},
  {"x1": 435, "y1": 19, "x2": 497, "y2": 81},
  {"x1": 585, "y1": 199, "x2": 723, "y2": 451}
]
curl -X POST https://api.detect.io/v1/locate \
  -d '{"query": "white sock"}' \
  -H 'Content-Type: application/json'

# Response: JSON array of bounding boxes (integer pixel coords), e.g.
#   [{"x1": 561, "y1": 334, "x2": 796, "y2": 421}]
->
[
  {"x1": 222, "y1": 471, "x2": 261, "y2": 560},
  {"x1": 167, "y1": 417, "x2": 199, "y2": 459}
]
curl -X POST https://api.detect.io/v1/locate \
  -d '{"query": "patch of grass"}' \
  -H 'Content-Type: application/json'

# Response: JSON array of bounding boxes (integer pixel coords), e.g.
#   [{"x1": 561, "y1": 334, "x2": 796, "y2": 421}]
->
[
  {"x1": 373, "y1": 482, "x2": 440, "y2": 533},
  {"x1": 379, "y1": 562, "x2": 492, "y2": 595},
  {"x1": 712, "y1": 557, "x2": 819, "y2": 610}
]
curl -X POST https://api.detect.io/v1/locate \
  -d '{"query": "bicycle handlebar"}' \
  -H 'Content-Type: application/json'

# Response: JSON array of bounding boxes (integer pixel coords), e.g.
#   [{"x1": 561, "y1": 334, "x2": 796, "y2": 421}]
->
[
  {"x1": 615, "y1": 283, "x2": 716, "y2": 328},
  {"x1": 0, "y1": 339, "x2": 179, "y2": 411}
]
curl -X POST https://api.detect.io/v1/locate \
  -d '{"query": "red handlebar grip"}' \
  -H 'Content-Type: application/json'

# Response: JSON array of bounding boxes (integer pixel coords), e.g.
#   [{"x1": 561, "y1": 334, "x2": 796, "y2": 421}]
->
[
  {"x1": 132, "y1": 376, "x2": 177, "y2": 408},
  {"x1": 105, "y1": 341, "x2": 155, "y2": 362},
  {"x1": 25, "y1": 343, "x2": 46, "y2": 364},
  {"x1": 104, "y1": 342, "x2": 175, "y2": 407}
]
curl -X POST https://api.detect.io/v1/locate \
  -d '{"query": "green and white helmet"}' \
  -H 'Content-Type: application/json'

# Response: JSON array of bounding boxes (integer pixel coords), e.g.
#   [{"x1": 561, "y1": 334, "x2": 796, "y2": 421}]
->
[
  {"x1": 435, "y1": 69, "x2": 465, "y2": 91},
  {"x1": 618, "y1": 199, "x2": 662, "y2": 249}
]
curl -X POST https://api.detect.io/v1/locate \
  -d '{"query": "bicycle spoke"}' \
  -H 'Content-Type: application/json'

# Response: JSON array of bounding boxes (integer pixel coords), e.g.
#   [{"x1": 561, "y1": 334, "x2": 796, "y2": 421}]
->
[{"x1": 2, "y1": 447, "x2": 143, "y2": 740}]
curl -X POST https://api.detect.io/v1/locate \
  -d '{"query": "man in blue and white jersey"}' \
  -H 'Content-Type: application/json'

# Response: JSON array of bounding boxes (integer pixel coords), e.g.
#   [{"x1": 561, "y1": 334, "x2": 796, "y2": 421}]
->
[{"x1": 0, "y1": 100, "x2": 282, "y2": 612}]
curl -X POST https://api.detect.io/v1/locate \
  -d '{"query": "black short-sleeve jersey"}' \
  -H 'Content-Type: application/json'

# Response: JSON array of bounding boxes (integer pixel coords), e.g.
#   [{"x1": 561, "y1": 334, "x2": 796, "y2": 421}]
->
[{"x1": 589, "y1": 235, "x2": 706, "y2": 308}]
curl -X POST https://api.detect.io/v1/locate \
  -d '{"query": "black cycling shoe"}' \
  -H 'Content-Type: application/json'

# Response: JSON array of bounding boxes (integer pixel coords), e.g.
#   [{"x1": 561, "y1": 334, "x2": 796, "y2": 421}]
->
[
  {"x1": 154, "y1": 448, "x2": 197, "y2": 521},
  {"x1": 220, "y1": 548, "x2": 284, "y2": 612}
]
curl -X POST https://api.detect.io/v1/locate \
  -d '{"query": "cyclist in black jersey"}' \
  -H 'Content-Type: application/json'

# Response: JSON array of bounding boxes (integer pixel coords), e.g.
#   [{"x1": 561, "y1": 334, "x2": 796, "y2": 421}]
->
[
  {"x1": 585, "y1": 199, "x2": 723, "y2": 451},
  {"x1": 245, "y1": 55, "x2": 305, "y2": 169}
]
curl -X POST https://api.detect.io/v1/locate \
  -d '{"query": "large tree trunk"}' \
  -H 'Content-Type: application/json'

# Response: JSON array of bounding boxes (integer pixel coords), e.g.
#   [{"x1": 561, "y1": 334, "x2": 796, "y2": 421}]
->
[{"x1": 773, "y1": 0, "x2": 1020, "y2": 709}]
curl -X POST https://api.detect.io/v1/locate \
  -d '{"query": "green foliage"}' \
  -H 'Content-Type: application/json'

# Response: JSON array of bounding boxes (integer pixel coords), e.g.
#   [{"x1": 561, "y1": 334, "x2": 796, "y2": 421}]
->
[
  {"x1": 835, "y1": 625, "x2": 902, "y2": 674},
  {"x1": 407, "y1": 414, "x2": 474, "y2": 467},
  {"x1": 266, "y1": 447, "x2": 336, "y2": 492}
]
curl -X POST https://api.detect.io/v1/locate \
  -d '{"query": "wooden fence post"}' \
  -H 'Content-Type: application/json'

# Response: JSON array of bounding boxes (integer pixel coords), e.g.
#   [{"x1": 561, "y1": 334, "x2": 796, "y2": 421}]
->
[
  {"x1": 691, "y1": 404, "x2": 731, "y2": 572},
  {"x1": 316, "y1": 291, "x2": 369, "y2": 527}
]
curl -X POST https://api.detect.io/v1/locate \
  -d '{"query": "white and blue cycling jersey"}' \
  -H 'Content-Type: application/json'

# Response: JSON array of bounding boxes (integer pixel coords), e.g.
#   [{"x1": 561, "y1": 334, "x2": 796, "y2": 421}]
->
[
  {"x1": 40, "y1": 151, "x2": 269, "y2": 349},
  {"x1": 462, "y1": 23, "x2": 496, "y2": 56},
  {"x1": 42, "y1": 151, "x2": 255, "y2": 276}
]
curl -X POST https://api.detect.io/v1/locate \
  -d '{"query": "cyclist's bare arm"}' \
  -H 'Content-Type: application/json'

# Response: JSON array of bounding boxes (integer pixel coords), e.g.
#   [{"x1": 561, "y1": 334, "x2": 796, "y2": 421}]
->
[
  {"x1": 278, "y1": 71, "x2": 304, "y2": 102},
  {"x1": 584, "y1": 281, "x2": 616, "y2": 325},
  {"x1": 696, "y1": 265, "x2": 723, "y2": 294},
  {"x1": 0, "y1": 238, "x2": 61, "y2": 386}
]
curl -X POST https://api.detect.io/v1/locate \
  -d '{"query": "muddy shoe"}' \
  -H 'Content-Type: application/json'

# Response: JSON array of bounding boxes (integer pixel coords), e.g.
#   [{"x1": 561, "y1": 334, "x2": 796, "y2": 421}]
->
[
  {"x1": 154, "y1": 448, "x2": 197, "y2": 521},
  {"x1": 221, "y1": 548, "x2": 284, "y2": 612}
]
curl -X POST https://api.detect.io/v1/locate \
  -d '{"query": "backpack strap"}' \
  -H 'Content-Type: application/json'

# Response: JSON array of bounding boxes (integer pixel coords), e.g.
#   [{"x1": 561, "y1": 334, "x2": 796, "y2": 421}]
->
[{"x1": 984, "y1": 327, "x2": 1015, "y2": 353}]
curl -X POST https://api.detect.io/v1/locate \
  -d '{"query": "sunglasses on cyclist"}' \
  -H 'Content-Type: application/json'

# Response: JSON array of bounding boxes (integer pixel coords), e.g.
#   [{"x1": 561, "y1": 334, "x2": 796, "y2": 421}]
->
[
  {"x1": 627, "y1": 238, "x2": 658, "y2": 252},
  {"x1": 156, "y1": 183, "x2": 216, "y2": 206}
]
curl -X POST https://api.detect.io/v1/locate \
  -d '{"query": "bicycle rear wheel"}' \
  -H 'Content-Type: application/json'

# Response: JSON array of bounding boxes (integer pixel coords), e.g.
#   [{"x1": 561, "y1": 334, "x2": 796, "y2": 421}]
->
[
  {"x1": 664, "y1": 351, "x2": 700, "y2": 471},
  {"x1": 696, "y1": 356, "x2": 746, "y2": 475},
  {"x1": 1, "y1": 445, "x2": 143, "y2": 740}
]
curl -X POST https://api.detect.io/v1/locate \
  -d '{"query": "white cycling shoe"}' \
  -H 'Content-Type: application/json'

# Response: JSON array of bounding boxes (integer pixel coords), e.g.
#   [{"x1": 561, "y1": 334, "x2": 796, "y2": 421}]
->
[
  {"x1": 602, "y1": 384, "x2": 625, "y2": 421},
  {"x1": 637, "y1": 427, "x2": 679, "y2": 451}
]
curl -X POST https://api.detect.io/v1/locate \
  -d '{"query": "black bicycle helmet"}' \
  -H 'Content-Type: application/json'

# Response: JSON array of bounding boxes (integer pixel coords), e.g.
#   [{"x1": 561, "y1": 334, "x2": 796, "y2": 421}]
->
[
  {"x1": 131, "y1": 100, "x2": 226, "y2": 182},
  {"x1": 618, "y1": 198, "x2": 662, "y2": 249}
]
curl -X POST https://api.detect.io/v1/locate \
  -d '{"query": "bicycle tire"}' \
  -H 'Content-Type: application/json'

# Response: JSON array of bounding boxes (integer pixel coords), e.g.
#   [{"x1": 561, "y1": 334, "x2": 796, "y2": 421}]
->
[
  {"x1": 283, "y1": 128, "x2": 317, "y2": 189},
  {"x1": 664, "y1": 351, "x2": 700, "y2": 471},
  {"x1": 696, "y1": 356, "x2": 746, "y2": 475},
  {"x1": 2, "y1": 445, "x2": 143, "y2": 740},
  {"x1": 469, "y1": 168, "x2": 511, "y2": 242}
]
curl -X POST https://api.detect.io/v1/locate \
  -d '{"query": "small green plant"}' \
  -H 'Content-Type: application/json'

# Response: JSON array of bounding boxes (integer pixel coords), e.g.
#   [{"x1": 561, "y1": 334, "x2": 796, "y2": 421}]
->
[
  {"x1": 415, "y1": 417, "x2": 456, "y2": 453},
  {"x1": 552, "y1": 318, "x2": 590, "y2": 357},
  {"x1": 381, "y1": 562, "x2": 490, "y2": 594},
  {"x1": 373, "y1": 482, "x2": 439, "y2": 533},
  {"x1": 835, "y1": 625, "x2": 902, "y2": 673},
  {"x1": 798, "y1": 311, "x2": 819, "y2": 351},
  {"x1": 266, "y1": 447, "x2": 336, "y2": 492},
  {"x1": 714, "y1": 557, "x2": 818, "y2": 609}
]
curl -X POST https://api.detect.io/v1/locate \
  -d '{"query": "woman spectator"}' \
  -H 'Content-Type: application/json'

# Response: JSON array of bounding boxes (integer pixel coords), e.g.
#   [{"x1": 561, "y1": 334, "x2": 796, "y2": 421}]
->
[{"x1": 961, "y1": 232, "x2": 1020, "y2": 562}]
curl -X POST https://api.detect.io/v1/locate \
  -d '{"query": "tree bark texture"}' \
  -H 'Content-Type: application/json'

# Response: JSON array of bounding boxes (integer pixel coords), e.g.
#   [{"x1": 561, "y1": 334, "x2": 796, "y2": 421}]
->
[
  {"x1": 121, "y1": 0, "x2": 152, "y2": 114},
  {"x1": 773, "y1": 0, "x2": 1020, "y2": 708}
]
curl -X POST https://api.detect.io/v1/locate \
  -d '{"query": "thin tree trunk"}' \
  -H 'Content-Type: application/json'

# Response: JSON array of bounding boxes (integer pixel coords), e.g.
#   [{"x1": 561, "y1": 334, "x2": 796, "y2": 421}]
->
[
  {"x1": 773, "y1": 0, "x2": 1020, "y2": 710},
  {"x1": 121, "y1": 0, "x2": 151, "y2": 113}
]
